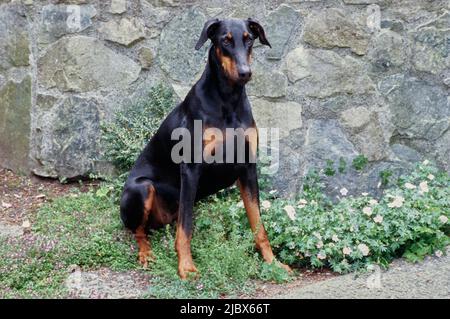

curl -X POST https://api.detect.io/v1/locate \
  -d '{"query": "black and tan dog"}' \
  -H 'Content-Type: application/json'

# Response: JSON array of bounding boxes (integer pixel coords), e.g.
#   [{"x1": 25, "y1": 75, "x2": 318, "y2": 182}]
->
[{"x1": 120, "y1": 18, "x2": 290, "y2": 279}]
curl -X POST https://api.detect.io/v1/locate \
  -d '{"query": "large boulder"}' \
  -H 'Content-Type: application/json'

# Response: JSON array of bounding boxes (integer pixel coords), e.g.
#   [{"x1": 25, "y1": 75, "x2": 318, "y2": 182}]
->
[
  {"x1": 31, "y1": 95, "x2": 102, "y2": 179},
  {"x1": 158, "y1": 8, "x2": 208, "y2": 84},
  {"x1": 0, "y1": 76, "x2": 31, "y2": 172},
  {"x1": 285, "y1": 46, "x2": 375, "y2": 98},
  {"x1": 38, "y1": 36, "x2": 141, "y2": 92}
]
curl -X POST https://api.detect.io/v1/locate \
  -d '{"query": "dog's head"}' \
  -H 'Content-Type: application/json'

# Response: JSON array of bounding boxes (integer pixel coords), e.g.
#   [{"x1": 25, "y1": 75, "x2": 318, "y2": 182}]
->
[{"x1": 195, "y1": 18, "x2": 271, "y2": 85}]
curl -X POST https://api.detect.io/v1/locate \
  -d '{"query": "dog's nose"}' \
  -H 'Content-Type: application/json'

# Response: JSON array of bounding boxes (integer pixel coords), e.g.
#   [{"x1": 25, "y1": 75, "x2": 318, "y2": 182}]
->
[{"x1": 238, "y1": 70, "x2": 252, "y2": 81}]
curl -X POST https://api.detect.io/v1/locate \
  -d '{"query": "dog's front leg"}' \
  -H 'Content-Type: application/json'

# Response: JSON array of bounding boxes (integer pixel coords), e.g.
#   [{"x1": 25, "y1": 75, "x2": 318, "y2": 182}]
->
[
  {"x1": 238, "y1": 164, "x2": 291, "y2": 272},
  {"x1": 176, "y1": 163, "x2": 200, "y2": 279}
]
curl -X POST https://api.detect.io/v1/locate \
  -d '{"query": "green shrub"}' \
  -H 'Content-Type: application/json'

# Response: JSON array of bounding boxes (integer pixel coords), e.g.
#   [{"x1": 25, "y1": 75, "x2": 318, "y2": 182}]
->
[
  {"x1": 352, "y1": 155, "x2": 369, "y2": 171},
  {"x1": 101, "y1": 84, "x2": 175, "y2": 173}
]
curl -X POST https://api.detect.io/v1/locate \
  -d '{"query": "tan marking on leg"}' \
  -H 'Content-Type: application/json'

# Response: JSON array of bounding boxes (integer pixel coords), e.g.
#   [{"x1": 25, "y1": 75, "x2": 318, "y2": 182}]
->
[
  {"x1": 175, "y1": 224, "x2": 198, "y2": 280},
  {"x1": 238, "y1": 180, "x2": 292, "y2": 272},
  {"x1": 135, "y1": 185, "x2": 156, "y2": 268}
]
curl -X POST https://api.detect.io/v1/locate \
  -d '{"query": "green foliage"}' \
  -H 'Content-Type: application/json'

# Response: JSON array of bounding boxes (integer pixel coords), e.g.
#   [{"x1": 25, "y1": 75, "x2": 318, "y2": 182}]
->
[
  {"x1": 380, "y1": 169, "x2": 393, "y2": 187},
  {"x1": 101, "y1": 84, "x2": 175, "y2": 173},
  {"x1": 338, "y1": 157, "x2": 347, "y2": 174},
  {"x1": 352, "y1": 155, "x2": 369, "y2": 171},
  {"x1": 324, "y1": 159, "x2": 336, "y2": 176}
]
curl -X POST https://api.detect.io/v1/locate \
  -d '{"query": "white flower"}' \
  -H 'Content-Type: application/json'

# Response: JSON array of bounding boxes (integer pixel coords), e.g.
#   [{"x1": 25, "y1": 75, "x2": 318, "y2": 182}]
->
[
  {"x1": 361, "y1": 192, "x2": 369, "y2": 197},
  {"x1": 387, "y1": 196, "x2": 404, "y2": 208},
  {"x1": 236, "y1": 201, "x2": 244, "y2": 208},
  {"x1": 21, "y1": 220, "x2": 31, "y2": 228},
  {"x1": 332, "y1": 235, "x2": 339, "y2": 242},
  {"x1": 317, "y1": 251, "x2": 327, "y2": 260},
  {"x1": 283, "y1": 205, "x2": 296, "y2": 221},
  {"x1": 343, "y1": 247, "x2": 352, "y2": 255},
  {"x1": 297, "y1": 199, "x2": 308, "y2": 208},
  {"x1": 423, "y1": 159, "x2": 429, "y2": 165},
  {"x1": 358, "y1": 243, "x2": 370, "y2": 256},
  {"x1": 269, "y1": 189, "x2": 277, "y2": 195},
  {"x1": 261, "y1": 200, "x2": 271, "y2": 210},
  {"x1": 373, "y1": 215, "x2": 383, "y2": 224},
  {"x1": 404, "y1": 183, "x2": 416, "y2": 190},
  {"x1": 362, "y1": 206, "x2": 372, "y2": 216},
  {"x1": 313, "y1": 232, "x2": 322, "y2": 239},
  {"x1": 340, "y1": 187, "x2": 348, "y2": 196},
  {"x1": 427, "y1": 174, "x2": 435, "y2": 181},
  {"x1": 419, "y1": 181, "x2": 429, "y2": 194},
  {"x1": 369, "y1": 199, "x2": 378, "y2": 205},
  {"x1": 435, "y1": 250, "x2": 443, "y2": 258},
  {"x1": 1, "y1": 201, "x2": 12, "y2": 209},
  {"x1": 316, "y1": 241, "x2": 324, "y2": 249},
  {"x1": 438, "y1": 215, "x2": 448, "y2": 224}
]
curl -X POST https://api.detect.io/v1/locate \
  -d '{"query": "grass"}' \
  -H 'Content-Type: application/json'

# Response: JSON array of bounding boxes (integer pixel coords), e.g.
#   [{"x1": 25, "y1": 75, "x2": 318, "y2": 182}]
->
[{"x1": 0, "y1": 162, "x2": 448, "y2": 299}]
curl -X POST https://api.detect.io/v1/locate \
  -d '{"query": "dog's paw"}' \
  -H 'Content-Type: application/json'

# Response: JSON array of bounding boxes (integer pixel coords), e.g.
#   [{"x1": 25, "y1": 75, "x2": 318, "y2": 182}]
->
[
  {"x1": 178, "y1": 263, "x2": 199, "y2": 280},
  {"x1": 138, "y1": 251, "x2": 155, "y2": 268}
]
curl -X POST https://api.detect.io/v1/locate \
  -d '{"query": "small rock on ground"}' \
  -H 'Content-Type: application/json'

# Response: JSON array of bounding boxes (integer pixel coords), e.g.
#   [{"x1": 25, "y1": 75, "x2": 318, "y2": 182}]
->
[{"x1": 0, "y1": 222, "x2": 23, "y2": 238}]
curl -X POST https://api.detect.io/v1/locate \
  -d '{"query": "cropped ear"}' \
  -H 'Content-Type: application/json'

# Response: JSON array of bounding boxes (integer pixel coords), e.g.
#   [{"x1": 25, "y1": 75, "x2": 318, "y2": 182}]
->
[
  {"x1": 195, "y1": 18, "x2": 221, "y2": 50},
  {"x1": 247, "y1": 18, "x2": 271, "y2": 48}
]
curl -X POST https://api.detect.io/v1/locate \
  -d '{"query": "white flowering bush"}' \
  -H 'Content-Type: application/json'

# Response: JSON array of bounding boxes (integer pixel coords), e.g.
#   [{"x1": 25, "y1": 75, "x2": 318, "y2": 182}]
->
[{"x1": 259, "y1": 162, "x2": 450, "y2": 273}]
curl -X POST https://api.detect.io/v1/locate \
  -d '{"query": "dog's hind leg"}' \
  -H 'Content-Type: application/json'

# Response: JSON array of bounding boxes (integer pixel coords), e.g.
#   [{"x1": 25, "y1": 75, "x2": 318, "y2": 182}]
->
[{"x1": 120, "y1": 183, "x2": 156, "y2": 268}]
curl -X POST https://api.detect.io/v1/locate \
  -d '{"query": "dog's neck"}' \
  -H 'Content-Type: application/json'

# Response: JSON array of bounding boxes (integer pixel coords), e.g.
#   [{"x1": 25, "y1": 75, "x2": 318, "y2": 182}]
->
[{"x1": 199, "y1": 46, "x2": 246, "y2": 105}]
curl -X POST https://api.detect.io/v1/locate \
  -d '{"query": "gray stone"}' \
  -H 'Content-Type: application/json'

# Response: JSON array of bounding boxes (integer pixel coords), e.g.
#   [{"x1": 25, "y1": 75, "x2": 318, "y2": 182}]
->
[
  {"x1": 39, "y1": 4, "x2": 97, "y2": 45},
  {"x1": 350, "y1": 118, "x2": 388, "y2": 161},
  {"x1": 110, "y1": 0, "x2": 127, "y2": 14},
  {"x1": 285, "y1": 46, "x2": 375, "y2": 98},
  {"x1": 379, "y1": 75, "x2": 450, "y2": 141},
  {"x1": 99, "y1": 18, "x2": 145, "y2": 46},
  {"x1": 340, "y1": 107, "x2": 371, "y2": 129},
  {"x1": 303, "y1": 8, "x2": 369, "y2": 55},
  {"x1": 230, "y1": 0, "x2": 266, "y2": 21},
  {"x1": 247, "y1": 66, "x2": 287, "y2": 98},
  {"x1": 391, "y1": 143, "x2": 423, "y2": 163},
  {"x1": 138, "y1": 47, "x2": 153, "y2": 69},
  {"x1": 0, "y1": 5, "x2": 30, "y2": 71},
  {"x1": 0, "y1": 76, "x2": 31, "y2": 172},
  {"x1": 343, "y1": 0, "x2": 387, "y2": 4},
  {"x1": 158, "y1": 7, "x2": 207, "y2": 83},
  {"x1": 265, "y1": 5, "x2": 300, "y2": 60},
  {"x1": 412, "y1": 27, "x2": 449, "y2": 75},
  {"x1": 38, "y1": 36, "x2": 140, "y2": 92},
  {"x1": 31, "y1": 95, "x2": 101, "y2": 179},
  {"x1": 368, "y1": 30, "x2": 410, "y2": 72},
  {"x1": 435, "y1": 130, "x2": 450, "y2": 171},
  {"x1": 251, "y1": 98, "x2": 302, "y2": 139}
]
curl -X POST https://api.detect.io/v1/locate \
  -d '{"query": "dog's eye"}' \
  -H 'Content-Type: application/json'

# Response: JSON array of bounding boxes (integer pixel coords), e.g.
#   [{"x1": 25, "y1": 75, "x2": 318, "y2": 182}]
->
[
  {"x1": 223, "y1": 38, "x2": 231, "y2": 46},
  {"x1": 246, "y1": 38, "x2": 254, "y2": 46}
]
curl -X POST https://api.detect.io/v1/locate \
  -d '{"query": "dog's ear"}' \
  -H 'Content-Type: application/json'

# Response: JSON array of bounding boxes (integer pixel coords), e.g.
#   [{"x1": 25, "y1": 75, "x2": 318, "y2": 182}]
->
[
  {"x1": 195, "y1": 18, "x2": 221, "y2": 50},
  {"x1": 247, "y1": 18, "x2": 271, "y2": 48}
]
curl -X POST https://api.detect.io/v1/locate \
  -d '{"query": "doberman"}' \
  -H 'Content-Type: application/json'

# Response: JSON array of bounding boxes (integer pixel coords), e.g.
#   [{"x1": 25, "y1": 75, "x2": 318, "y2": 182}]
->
[{"x1": 120, "y1": 18, "x2": 291, "y2": 279}]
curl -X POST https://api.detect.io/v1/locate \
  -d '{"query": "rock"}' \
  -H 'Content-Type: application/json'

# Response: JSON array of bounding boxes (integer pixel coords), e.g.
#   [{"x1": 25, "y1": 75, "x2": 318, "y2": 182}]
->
[
  {"x1": 138, "y1": 47, "x2": 153, "y2": 69},
  {"x1": 99, "y1": 18, "x2": 145, "y2": 46},
  {"x1": 368, "y1": 30, "x2": 409, "y2": 72},
  {"x1": 391, "y1": 143, "x2": 423, "y2": 163},
  {"x1": 0, "y1": 222, "x2": 23, "y2": 238},
  {"x1": 38, "y1": 36, "x2": 140, "y2": 92},
  {"x1": 302, "y1": 119, "x2": 358, "y2": 171},
  {"x1": 366, "y1": 4, "x2": 381, "y2": 33},
  {"x1": 56, "y1": 0, "x2": 88, "y2": 3},
  {"x1": 381, "y1": 19, "x2": 405, "y2": 32},
  {"x1": 110, "y1": 0, "x2": 127, "y2": 14},
  {"x1": 31, "y1": 95, "x2": 101, "y2": 179},
  {"x1": 343, "y1": 0, "x2": 387, "y2": 4},
  {"x1": 171, "y1": 83, "x2": 191, "y2": 101},
  {"x1": 435, "y1": 130, "x2": 450, "y2": 171},
  {"x1": 351, "y1": 118, "x2": 388, "y2": 161},
  {"x1": 0, "y1": 76, "x2": 31, "y2": 172},
  {"x1": 0, "y1": 5, "x2": 30, "y2": 71},
  {"x1": 230, "y1": 0, "x2": 266, "y2": 21},
  {"x1": 251, "y1": 98, "x2": 302, "y2": 139},
  {"x1": 340, "y1": 107, "x2": 371, "y2": 129},
  {"x1": 158, "y1": 7, "x2": 207, "y2": 83},
  {"x1": 303, "y1": 8, "x2": 369, "y2": 55},
  {"x1": 285, "y1": 46, "x2": 375, "y2": 98},
  {"x1": 379, "y1": 75, "x2": 450, "y2": 141},
  {"x1": 247, "y1": 65, "x2": 287, "y2": 98},
  {"x1": 412, "y1": 27, "x2": 449, "y2": 75},
  {"x1": 65, "y1": 268, "x2": 149, "y2": 299},
  {"x1": 39, "y1": 4, "x2": 97, "y2": 45},
  {"x1": 265, "y1": 4, "x2": 300, "y2": 60}
]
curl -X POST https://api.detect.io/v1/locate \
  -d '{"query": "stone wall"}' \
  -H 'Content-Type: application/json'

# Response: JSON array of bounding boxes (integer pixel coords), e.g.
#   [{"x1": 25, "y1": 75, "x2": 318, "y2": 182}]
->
[{"x1": 0, "y1": 0, "x2": 449, "y2": 197}]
